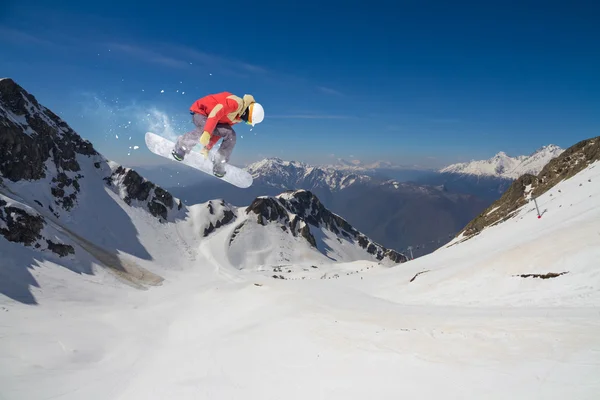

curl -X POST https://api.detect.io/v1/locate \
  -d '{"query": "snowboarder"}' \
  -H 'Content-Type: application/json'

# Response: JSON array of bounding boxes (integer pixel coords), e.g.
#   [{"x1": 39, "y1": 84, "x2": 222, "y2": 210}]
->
[{"x1": 171, "y1": 92, "x2": 264, "y2": 177}]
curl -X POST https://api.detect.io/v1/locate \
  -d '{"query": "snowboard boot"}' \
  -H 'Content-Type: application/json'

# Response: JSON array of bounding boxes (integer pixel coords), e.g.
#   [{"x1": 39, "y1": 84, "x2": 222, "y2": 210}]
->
[
  {"x1": 171, "y1": 146, "x2": 185, "y2": 161},
  {"x1": 212, "y1": 154, "x2": 227, "y2": 178}
]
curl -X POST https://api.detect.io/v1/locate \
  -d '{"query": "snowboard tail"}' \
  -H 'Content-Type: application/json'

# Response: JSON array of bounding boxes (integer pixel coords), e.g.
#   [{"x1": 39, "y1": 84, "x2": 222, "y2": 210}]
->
[{"x1": 144, "y1": 132, "x2": 253, "y2": 188}]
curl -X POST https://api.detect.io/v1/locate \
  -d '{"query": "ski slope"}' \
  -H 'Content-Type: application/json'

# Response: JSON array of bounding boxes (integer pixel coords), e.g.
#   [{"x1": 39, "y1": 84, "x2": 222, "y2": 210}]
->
[{"x1": 1, "y1": 162, "x2": 599, "y2": 399}]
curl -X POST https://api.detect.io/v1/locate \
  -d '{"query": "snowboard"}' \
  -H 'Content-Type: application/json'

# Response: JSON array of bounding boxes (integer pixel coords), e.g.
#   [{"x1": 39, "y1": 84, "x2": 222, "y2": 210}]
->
[{"x1": 144, "y1": 132, "x2": 253, "y2": 188}]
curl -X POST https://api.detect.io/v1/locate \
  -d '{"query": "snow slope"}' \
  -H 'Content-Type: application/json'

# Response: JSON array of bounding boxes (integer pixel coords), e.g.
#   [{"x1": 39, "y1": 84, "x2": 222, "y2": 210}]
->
[
  {"x1": 1, "y1": 153, "x2": 599, "y2": 400},
  {"x1": 441, "y1": 144, "x2": 564, "y2": 179}
]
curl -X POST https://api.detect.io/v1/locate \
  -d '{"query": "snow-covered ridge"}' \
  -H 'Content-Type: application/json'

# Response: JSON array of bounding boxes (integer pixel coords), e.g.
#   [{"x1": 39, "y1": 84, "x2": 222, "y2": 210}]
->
[
  {"x1": 226, "y1": 189, "x2": 407, "y2": 269},
  {"x1": 455, "y1": 137, "x2": 599, "y2": 241},
  {"x1": 245, "y1": 157, "x2": 378, "y2": 191},
  {"x1": 321, "y1": 158, "x2": 426, "y2": 171},
  {"x1": 440, "y1": 144, "x2": 564, "y2": 179}
]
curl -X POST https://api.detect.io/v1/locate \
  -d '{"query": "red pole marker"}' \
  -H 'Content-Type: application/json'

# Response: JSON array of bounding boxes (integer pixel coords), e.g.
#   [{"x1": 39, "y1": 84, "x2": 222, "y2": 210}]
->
[{"x1": 533, "y1": 197, "x2": 541, "y2": 219}]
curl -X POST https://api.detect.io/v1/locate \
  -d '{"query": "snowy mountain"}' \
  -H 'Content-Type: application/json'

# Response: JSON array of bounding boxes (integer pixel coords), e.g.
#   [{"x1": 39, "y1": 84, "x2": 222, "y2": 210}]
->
[
  {"x1": 245, "y1": 158, "x2": 426, "y2": 189},
  {"x1": 169, "y1": 157, "x2": 490, "y2": 257},
  {"x1": 2, "y1": 110, "x2": 600, "y2": 400},
  {"x1": 0, "y1": 78, "x2": 405, "y2": 303},
  {"x1": 246, "y1": 157, "x2": 371, "y2": 191},
  {"x1": 231, "y1": 190, "x2": 406, "y2": 270},
  {"x1": 322, "y1": 158, "x2": 422, "y2": 172},
  {"x1": 455, "y1": 136, "x2": 600, "y2": 242},
  {"x1": 440, "y1": 144, "x2": 564, "y2": 179}
]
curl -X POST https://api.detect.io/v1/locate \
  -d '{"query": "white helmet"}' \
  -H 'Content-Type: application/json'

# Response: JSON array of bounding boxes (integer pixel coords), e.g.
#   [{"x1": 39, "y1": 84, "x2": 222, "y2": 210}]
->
[{"x1": 248, "y1": 102, "x2": 264, "y2": 126}]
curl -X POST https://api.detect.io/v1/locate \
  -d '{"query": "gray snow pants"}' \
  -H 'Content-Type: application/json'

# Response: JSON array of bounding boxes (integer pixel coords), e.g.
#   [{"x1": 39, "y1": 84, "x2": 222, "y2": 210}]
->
[{"x1": 175, "y1": 112, "x2": 237, "y2": 162}]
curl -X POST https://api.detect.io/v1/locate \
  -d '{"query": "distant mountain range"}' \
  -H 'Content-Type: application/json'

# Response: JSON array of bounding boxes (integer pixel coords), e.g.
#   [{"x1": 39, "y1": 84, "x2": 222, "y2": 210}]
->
[
  {"x1": 320, "y1": 158, "x2": 431, "y2": 172},
  {"x1": 454, "y1": 136, "x2": 599, "y2": 243},
  {"x1": 168, "y1": 157, "x2": 489, "y2": 257},
  {"x1": 440, "y1": 145, "x2": 564, "y2": 179}
]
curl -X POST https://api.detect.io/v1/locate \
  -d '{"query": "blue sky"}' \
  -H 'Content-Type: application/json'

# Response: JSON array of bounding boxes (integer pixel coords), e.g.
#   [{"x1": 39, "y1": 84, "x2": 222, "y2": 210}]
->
[{"x1": 1, "y1": 0, "x2": 598, "y2": 168}]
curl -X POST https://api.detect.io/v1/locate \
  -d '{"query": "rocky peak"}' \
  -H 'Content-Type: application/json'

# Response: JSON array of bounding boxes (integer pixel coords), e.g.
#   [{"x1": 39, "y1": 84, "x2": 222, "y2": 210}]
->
[
  {"x1": 103, "y1": 166, "x2": 182, "y2": 221},
  {"x1": 202, "y1": 199, "x2": 236, "y2": 237},
  {"x1": 0, "y1": 78, "x2": 97, "y2": 183},
  {"x1": 276, "y1": 189, "x2": 355, "y2": 235},
  {"x1": 246, "y1": 196, "x2": 290, "y2": 225},
  {"x1": 532, "y1": 144, "x2": 563, "y2": 156},
  {"x1": 245, "y1": 189, "x2": 407, "y2": 264}
]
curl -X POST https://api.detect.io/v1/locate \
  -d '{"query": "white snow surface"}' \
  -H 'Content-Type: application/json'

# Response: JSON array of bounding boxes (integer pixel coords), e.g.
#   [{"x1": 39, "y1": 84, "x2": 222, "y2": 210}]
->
[
  {"x1": 440, "y1": 144, "x2": 564, "y2": 179},
  {"x1": 1, "y1": 162, "x2": 599, "y2": 399}
]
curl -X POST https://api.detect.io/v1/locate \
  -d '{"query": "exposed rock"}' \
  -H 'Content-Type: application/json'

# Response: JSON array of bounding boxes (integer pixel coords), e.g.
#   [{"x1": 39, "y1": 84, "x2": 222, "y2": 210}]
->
[
  {"x1": 456, "y1": 136, "x2": 600, "y2": 241},
  {"x1": 244, "y1": 190, "x2": 407, "y2": 264},
  {"x1": 410, "y1": 270, "x2": 430, "y2": 283},
  {"x1": 46, "y1": 240, "x2": 75, "y2": 257},
  {"x1": 533, "y1": 137, "x2": 600, "y2": 197},
  {"x1": 0, "y1": 78, "x2": 102, "y2": 216},
  {"x1": 50, "y1": 172, "x2": 82, "y2": 211},
  {"x1": 246, "y1": 196, "x2": 317, "y2": 247},
  {"x1": 515, "y1": 272, "x2": 569, "y2": 279},
  {"x1": 0, "y1": 78, "x2": 97, "y2": 183},
  {"x1": 106, "y1": 166, "x2": 176, "y2": 221},
  {"x1": 0, "y1": 201, "x2": 44, "y2": 246},
  {"x1": 459, "y1": 174, "x2": 538, "y2": 238},
  {"x1": 229, "y1": 221, "x2": 246, "y2": 245},
  {"x1": 0, "y1": 198, "x2": 74, "y2": 257},
  {"x1": 246, "y1": 197, "x2": 288, "y2": 223},
  {"x1": 204, "y1": 209, "x2": 235, "y2": 237}
]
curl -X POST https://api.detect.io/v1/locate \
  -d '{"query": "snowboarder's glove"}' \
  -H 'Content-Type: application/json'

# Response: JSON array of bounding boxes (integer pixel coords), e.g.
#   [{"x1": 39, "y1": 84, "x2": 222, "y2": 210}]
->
[
  {"x1": 200, "y1": 146, "x2": 209, "y2": 158},
  {"x1": 199, "y1": 131, "x2": 211, "y2": 146}
]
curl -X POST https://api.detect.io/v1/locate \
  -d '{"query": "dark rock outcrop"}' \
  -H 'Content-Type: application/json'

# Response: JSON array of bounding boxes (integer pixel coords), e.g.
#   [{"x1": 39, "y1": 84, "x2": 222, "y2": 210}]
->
[
  {"x1": 0, "y1": 198, "x2": 74, "y2": 257},
  {"x1": 105, "y1": 167, "x2": 176, "y2": 221},
  {"x1": 0, "y1": 78, "x2": 97, "y2": 184},
  {"x1": 246, "y1": 196, "x2": 318, "y2": 248},
  {"x1": 515, "y1": 272, "x2": 569, "y2": 279},
  {"x1": 533, "y1": 137, "x2": 600, "y2": 197},
  {"x1": 459, "y1": 173, "x2": 539, "y2": 238},
  {"x1": 46, "y1": 240, "x2": 75, "y2": 257},
  {"x1": 245, "y1": 190, "x2": 407, "y2": 264},
  {"x1": 203, "y1": 200, "x2": 236, "y2": 237},
  {"x1": 0, "y1": 199, "x2": 45, "y2": 246}
]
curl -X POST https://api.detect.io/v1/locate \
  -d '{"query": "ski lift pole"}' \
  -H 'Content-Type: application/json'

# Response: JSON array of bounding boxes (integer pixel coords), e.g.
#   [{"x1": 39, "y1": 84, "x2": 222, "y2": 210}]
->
[{"x1": 533, "y1": 196, "x2": 541, "y2": 219}]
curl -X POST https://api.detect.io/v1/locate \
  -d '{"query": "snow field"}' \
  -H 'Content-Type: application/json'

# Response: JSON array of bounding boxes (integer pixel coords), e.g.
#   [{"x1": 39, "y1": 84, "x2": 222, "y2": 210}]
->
[{"x1": 0, "y1": 162, "x2": 599, "y2": 399}]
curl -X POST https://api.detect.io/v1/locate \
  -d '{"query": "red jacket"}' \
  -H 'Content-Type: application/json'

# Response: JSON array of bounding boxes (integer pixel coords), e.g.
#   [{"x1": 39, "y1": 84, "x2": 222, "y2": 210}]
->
[{"x1": 190, "y1": 92, "x2": 249, "y2": 149}]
